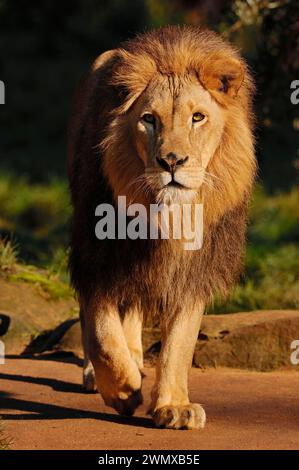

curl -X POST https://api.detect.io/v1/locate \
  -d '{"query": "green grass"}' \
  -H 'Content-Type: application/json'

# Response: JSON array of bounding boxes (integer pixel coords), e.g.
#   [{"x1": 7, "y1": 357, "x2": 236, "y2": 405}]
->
[
  {"x1": 0, "y1": 236, "x2": 72, "y2": 301},
  {"x1": 0, "y1": 173, "x2": 71, "y2": 267},
  {"x1": 0, "y1": 239, "x2": 18, "y2": 270},
  {"x1": 9, "y1": 265, "x2": 73, "y2": 301},
  {"x1": 249, "y1": 185, "x2": 299, "y2": 244}
]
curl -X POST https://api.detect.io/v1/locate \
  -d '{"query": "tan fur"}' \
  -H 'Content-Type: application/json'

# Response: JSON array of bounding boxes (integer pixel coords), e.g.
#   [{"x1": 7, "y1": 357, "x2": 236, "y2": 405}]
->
[{"x1": 68, "y1": 25, "x2": 256, "y2": 429}]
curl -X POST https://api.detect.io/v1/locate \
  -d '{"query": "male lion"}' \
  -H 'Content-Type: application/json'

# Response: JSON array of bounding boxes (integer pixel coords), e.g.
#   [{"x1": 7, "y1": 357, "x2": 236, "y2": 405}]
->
[{"x1": 68, "y1": 25, "x2": 256, "y2": 430}]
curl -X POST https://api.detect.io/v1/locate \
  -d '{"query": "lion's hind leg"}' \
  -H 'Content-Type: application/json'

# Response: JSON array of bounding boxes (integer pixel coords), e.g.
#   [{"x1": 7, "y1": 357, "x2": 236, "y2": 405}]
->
[{"x1": 80, "y1": 307, "x2": 97, "y2": 392}]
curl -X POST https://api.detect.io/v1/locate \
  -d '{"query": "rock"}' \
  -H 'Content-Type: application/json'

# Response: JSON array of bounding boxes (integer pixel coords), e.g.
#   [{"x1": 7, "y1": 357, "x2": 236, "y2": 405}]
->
[
  {"x1": 23, "y1": 319, "x2": 79, "y2": 355},
  {"x1": 194, "y1": 310, "x2": 299, "y2": 371},
  {"x1": 57, "y1": 320, "x2": 82, "y2": 357},
  {"x1": 0, "y1": 277, "x2": 78, "y2": 354}
]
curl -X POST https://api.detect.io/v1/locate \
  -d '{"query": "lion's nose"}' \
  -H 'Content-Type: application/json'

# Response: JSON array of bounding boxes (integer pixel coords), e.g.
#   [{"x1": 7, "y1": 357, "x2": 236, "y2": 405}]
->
[{"x1": 156, "y1": 153, "x2": 189, "y2": 173}]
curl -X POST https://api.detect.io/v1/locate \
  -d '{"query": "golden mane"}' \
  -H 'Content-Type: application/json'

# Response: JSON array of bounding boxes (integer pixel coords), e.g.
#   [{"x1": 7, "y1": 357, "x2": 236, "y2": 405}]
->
[{"x1": 99, "y1": 25, "x2": 256, "y2": 226}]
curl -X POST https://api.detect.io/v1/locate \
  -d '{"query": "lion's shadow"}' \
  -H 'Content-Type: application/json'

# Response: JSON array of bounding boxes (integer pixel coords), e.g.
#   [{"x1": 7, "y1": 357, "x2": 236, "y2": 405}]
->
[{"x1": 0, "y1": 367, "x2": 154, "y2": 429}]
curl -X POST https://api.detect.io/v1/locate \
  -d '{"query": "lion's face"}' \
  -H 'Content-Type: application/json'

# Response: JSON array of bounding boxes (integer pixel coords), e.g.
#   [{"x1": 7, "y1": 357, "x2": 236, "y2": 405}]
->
[
  {"x1": 130, "y1": 75, "x2": 226, "y2": 204},
  {"x1": 101, "y1": 34, "x2": 255, "y2": 215}
]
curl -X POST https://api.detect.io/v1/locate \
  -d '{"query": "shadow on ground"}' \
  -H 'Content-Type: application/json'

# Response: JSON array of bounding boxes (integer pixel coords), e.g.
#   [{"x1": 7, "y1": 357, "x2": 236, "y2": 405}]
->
[
  {"x1": 7, "y1": 352, "x2": 83, "y2": 367},
  {"x1": 0, "y1": 388, "x2": 154, "y2": 429}
]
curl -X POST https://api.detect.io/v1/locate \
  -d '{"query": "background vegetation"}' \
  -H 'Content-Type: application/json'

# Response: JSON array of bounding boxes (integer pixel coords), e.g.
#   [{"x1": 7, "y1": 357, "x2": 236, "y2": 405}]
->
[{"x1": 0, "y1": 0, "x2": 298, "y2": 312}]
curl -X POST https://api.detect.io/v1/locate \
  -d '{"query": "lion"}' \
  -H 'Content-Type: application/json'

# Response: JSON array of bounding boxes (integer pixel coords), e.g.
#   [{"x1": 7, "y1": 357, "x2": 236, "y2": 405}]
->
[{"x1": 68, "y1": 25, "x2": 256, "y2": 430}]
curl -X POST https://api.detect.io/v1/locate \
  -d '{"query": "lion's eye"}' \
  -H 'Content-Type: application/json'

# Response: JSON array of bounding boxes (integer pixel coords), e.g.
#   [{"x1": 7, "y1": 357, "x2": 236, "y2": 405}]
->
[
  {"x1": 192, "y1": 112, "x2": 206, "y2": 123},
  {"x1": 142, "y1": 113, "x2": 155, "y2": 125}
]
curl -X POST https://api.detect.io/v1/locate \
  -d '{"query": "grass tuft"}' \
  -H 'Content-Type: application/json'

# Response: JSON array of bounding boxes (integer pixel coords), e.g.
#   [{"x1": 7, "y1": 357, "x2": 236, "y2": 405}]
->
[{"x1": 0, "y1": 239, "x2": 18, "y2": 270}]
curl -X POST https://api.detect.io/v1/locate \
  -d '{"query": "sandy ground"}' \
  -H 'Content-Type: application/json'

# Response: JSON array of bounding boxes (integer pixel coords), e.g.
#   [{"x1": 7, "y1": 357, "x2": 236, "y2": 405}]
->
[{"x1": 0, "y1": 356, "x2": 299, "y2": 450}]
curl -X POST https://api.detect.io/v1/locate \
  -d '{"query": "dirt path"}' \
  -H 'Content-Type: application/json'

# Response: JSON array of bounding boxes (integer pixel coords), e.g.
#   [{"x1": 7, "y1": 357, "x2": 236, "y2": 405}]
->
[{"x1": 1, "y1": 356, "x2": 299, "y2": 450}]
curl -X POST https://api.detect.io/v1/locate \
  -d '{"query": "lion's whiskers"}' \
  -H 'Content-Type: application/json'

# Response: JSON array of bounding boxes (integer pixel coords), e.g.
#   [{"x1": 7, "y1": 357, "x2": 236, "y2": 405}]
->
[{"x1": 202, "y1": 169, "x2": 223, "y2": 194}]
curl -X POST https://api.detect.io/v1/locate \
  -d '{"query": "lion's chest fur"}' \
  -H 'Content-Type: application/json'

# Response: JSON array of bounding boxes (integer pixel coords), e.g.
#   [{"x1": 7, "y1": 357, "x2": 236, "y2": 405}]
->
[{"x1": 70, "y1": 198, "x2": 247, "y2": 317}]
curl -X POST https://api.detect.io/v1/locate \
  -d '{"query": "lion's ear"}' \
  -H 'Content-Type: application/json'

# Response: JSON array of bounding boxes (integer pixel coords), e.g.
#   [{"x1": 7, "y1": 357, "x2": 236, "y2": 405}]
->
[
  {"x1": 200, "y1": 53, "x2": 244, "y2": 99},
  {"x1": 92, "y1": 49, "x2": 150, "y2": 114},
  {"x1": 111, "y1": 49, "x2": 156, "y2": 113},
  {"x1": 92, "y1": 49, "x2": 119, "y2": 72},
  {"x1": 89, "y1": 49, "x2": 128, "y2": 110}
]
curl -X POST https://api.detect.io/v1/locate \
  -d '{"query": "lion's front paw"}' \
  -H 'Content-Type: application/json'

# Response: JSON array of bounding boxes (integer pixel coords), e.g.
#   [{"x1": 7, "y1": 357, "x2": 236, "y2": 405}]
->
[
  {"x1": 152, "y1": 403, "x2": 206, "y2": 430},
  {"x1": 98, "y1": 363, "x2": 143, "y2": 416},
  {"x1": 110, "y1": 389, "x2": 143, "y2": 416}
]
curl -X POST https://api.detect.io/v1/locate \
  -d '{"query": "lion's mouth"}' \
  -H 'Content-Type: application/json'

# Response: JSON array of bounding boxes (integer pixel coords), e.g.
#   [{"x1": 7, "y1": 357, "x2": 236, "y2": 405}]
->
[{"x1": 166, "y1": 179, "x2": 186, "y2": 189}]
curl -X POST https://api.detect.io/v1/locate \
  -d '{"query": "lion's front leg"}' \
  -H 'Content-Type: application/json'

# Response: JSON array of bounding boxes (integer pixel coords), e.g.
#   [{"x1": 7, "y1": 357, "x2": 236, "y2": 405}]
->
[
  {"x1": 150, "y1": 302, "x2": 206, "y2": 430},
  {"x1": 85, "y1": 298, "x2": 143, "y2": 416},
  {"x1": 122, "y1": 307, "x2": 143, "y2": 370}
]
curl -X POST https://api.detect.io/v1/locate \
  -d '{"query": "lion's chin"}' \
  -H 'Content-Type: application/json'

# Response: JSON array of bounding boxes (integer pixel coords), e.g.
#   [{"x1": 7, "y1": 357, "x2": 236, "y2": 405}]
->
[{"x1": 156, "y1": 186, "x2": 198, "y2": 205}]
